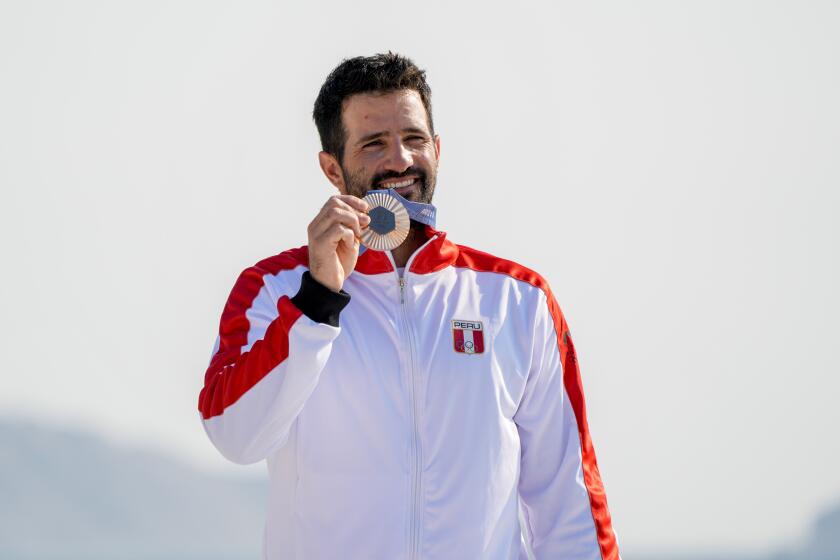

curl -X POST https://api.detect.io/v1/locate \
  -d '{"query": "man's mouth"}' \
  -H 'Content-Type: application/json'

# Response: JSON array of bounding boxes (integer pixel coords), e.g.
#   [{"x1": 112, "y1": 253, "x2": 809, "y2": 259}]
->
[
  {"x1": 378, "y1": 177, "x2": 417, "y2": 189},
  {"x1": 377, "y1": 176, "x2": 420, "y2": 197}
]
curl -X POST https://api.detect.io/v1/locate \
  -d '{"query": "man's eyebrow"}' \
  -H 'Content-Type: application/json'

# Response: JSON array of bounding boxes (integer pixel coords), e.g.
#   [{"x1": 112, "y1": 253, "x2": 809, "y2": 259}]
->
[{"x1": 356, "y1": 127, "x2": 430, "y2": 145}]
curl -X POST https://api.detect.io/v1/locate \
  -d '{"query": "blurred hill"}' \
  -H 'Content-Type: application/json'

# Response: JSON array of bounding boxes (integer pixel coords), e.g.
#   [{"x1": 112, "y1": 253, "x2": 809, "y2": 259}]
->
[
  {"x1": 0, "y1": 418, "x2": 268, "y2": 560},
  {"x1": 1, "y1": 417, "x2": 837, "y2": 560},
  {"x1": 623, "y1": 499, "x2": 840, "y2": 560},
  {"x1": 790, "y1": 503, "x2": 840, "y2": 560}
]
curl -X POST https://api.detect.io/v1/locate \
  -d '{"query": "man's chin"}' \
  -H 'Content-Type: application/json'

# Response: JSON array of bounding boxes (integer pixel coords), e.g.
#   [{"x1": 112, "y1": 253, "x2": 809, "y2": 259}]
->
[
  {"x1": 399, "y1": 183, "x2": 434, "y2": 204},
  {"x1": 404, "y1": 192, "x2": 433, "y2": 204}
]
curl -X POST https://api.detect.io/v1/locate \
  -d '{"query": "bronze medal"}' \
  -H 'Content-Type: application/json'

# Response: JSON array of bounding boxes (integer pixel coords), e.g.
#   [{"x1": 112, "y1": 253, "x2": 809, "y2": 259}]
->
[{"x1": 360, "y1": 191, "x2": 411, "y2": 251}]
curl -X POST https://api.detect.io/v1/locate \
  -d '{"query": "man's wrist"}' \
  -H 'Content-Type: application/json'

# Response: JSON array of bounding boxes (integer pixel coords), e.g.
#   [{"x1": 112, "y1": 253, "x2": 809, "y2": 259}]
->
[{"x1": 290, "y1": 271, "x2": 351, "y2": 327}]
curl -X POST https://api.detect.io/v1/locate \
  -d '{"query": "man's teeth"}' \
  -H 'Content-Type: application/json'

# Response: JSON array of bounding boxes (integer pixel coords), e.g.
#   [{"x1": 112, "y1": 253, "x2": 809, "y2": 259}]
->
[{"x1": 381, "y1": 178, "x2": 415, "y2": 189}]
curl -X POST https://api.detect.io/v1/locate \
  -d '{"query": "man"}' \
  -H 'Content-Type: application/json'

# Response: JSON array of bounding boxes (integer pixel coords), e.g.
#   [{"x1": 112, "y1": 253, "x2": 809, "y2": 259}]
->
[{"x1": 198, "y1": 53, "x2": 620, "y2": 559}]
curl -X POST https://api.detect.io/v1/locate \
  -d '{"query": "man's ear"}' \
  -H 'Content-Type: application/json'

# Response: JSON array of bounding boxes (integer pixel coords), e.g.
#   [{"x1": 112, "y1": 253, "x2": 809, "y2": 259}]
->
[
  {"x1": 318, "y1": 151, "x2": 346, "y2": 193},
  {"x1": 434, "y1": 134, "x2": 441, "y2": 160}
]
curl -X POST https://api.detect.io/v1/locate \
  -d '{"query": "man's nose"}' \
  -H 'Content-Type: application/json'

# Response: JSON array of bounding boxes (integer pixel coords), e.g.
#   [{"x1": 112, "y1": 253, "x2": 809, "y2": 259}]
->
[{"x1": 384, "y1": 141, "x2": 412, "y2": 172}]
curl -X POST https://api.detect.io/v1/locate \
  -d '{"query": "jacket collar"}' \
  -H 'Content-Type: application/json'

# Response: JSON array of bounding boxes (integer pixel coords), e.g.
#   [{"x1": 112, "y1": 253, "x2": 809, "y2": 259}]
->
[{"x1": 354, "y1": 226, "x2": 459, "y2": 275}]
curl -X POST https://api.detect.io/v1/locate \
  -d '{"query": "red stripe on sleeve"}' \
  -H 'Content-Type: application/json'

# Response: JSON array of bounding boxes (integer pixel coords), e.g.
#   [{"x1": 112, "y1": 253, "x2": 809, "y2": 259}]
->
[
  {"x1": 453, "y1": 245, "x2": 620, "y2": 559},
  {"x1": 198, "y1": 248, "x2": 308, "y2": 420}
]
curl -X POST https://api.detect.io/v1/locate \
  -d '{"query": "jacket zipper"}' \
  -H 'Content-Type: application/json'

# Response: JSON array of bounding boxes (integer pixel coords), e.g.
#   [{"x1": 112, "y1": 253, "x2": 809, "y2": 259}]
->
[
  {"x1": 389, "y1": 238, "x2": 436, "y2": 560},
  {"x1": 399, "y1": 275, "x2": 423, "y2": 560}
]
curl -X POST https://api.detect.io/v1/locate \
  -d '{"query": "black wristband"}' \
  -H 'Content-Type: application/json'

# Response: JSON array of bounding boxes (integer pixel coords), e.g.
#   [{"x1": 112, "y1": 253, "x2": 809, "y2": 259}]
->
[{"x1": 290, "y1": 271, "x2": 351, "y2": 327}]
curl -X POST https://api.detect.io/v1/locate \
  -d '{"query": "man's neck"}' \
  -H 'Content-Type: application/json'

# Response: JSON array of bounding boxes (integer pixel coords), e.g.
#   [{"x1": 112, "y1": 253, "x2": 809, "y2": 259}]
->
[{"x1": 391, "y1": 223, "x2": 429, "y2": 269}]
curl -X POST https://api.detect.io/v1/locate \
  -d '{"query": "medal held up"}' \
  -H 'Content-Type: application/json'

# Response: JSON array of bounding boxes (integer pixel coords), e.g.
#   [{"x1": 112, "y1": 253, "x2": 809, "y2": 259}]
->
[{"x1": 360, "y1": 189, "x2": 437, "y2": 252}]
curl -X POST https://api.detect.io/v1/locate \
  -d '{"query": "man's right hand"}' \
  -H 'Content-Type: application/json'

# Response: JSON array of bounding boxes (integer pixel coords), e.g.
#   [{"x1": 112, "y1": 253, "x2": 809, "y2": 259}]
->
[{"x1": 307, "y1": 195, "x2": 371, "y2": 293}]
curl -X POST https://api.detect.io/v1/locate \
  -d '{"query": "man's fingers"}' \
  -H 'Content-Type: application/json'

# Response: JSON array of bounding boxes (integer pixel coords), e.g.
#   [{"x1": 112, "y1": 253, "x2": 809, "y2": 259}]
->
[
  {"x1": 339, "y1": 225, "x2": 357, "y2": 250},
  {"x1": 329, "y1": 194, "x2": 369, "y2": 214},
  {"x1": 305, "y1": 195, "x2": 370, "y2": 292},
  {"x1": 315, "y1": 222, "x2": 357, "y2": 249},
  {"x1": 318, "y1": 194, "x2": 369, "y2": 217},
  {"x1": 310, "y1": 207, "x2": 366, "y2": 238}
]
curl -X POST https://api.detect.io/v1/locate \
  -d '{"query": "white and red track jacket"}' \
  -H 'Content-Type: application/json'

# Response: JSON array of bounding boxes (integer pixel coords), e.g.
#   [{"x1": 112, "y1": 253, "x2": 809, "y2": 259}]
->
[{"x1": 199, "y1": 227, "x2": 620, "y2": 560}]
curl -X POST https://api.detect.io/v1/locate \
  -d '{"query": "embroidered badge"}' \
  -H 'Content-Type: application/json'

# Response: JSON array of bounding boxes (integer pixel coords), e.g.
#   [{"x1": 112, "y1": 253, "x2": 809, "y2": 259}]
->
[{"x1": 452, "y1": 319, "x2": 485, "y2": 355}]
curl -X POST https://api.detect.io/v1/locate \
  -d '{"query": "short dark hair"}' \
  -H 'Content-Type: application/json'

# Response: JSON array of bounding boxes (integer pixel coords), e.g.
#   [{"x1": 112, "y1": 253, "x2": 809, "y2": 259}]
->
[{"x1": 313, "y1": 52, "x2": 434, "y2": 162}]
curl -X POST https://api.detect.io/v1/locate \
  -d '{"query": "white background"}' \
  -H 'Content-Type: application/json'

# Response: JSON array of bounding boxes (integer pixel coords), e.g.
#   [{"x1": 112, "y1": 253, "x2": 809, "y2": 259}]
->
[{"x1": 1, "y1": 1, "x2": 838, "y2": 555}]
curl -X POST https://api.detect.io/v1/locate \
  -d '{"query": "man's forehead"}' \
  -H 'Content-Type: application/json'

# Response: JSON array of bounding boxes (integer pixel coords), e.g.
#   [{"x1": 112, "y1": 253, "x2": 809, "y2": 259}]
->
[{"x1": 342, "y1": 90, "x2": 430, "y2": 138}]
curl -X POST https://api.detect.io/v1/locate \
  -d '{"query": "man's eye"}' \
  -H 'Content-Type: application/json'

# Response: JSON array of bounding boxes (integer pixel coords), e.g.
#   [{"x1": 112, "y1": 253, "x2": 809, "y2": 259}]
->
[
  {"x1": 363, "y1": 140, "x2": 383, "y2": 148},
  {"x1": 406, "y1": 135, "x2": 425, "y2": 142}
]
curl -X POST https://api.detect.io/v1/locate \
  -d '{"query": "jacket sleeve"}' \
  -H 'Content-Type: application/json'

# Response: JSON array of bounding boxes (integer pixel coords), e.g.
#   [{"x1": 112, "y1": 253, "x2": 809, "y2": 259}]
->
[
  {"x1": 514, "y1": 289, "x2": 620, "y2": 560},
  {"x1": 198, "y1": 268, "x2": 349, "y2": 465}
]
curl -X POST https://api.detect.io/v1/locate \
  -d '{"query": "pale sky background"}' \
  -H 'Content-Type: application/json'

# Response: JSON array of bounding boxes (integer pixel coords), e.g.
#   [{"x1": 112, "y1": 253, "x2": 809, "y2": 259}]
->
[{"x1": 1, "y1": 0, "x2": 838, "y2": 556}]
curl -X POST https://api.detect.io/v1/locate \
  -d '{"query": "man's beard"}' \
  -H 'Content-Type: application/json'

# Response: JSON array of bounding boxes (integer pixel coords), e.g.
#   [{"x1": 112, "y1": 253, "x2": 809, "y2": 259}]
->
[{"x1": 341, "y1": 164, "x2": 437, "y2": 204}]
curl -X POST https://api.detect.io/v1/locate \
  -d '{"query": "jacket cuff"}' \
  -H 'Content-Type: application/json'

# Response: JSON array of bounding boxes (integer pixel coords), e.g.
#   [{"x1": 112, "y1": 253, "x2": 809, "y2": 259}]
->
[{"x1": 290, "y1": 271, "x2": 351, "y2": 327}]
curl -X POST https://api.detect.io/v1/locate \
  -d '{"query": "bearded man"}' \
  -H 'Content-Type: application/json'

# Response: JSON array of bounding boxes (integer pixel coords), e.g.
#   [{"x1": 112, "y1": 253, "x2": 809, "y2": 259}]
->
[{"x1": 198, "y1": 52, "x2": 620, "y2": 560}]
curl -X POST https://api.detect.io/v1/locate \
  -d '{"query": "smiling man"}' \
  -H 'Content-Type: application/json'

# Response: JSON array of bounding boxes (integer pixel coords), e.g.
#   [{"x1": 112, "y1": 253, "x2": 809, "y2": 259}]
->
[{"x1": 198, "y1": 53, "x2": 620, "y2": 560}]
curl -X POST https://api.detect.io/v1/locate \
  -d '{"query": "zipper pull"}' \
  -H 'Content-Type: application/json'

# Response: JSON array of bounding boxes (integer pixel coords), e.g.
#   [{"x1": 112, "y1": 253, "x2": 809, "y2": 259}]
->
[{"x1": 399, "y1": 278, "x2": 405, "y2": 304}]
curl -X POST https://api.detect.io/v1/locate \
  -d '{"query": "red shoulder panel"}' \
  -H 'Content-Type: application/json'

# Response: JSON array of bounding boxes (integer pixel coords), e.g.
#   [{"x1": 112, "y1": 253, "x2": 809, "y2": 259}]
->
[
  {"x1": 354, "y1": 247, "x2": 394, "y2": 274},
  {"x1": 408, "y1": 227, "x2": 459, "y2": 274}
]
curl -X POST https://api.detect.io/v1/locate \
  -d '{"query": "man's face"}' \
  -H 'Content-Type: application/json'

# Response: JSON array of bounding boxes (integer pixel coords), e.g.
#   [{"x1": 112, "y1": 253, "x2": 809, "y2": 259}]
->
[{"x1": 337, "y1": 89, "x2": 440, "y2": 204}]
